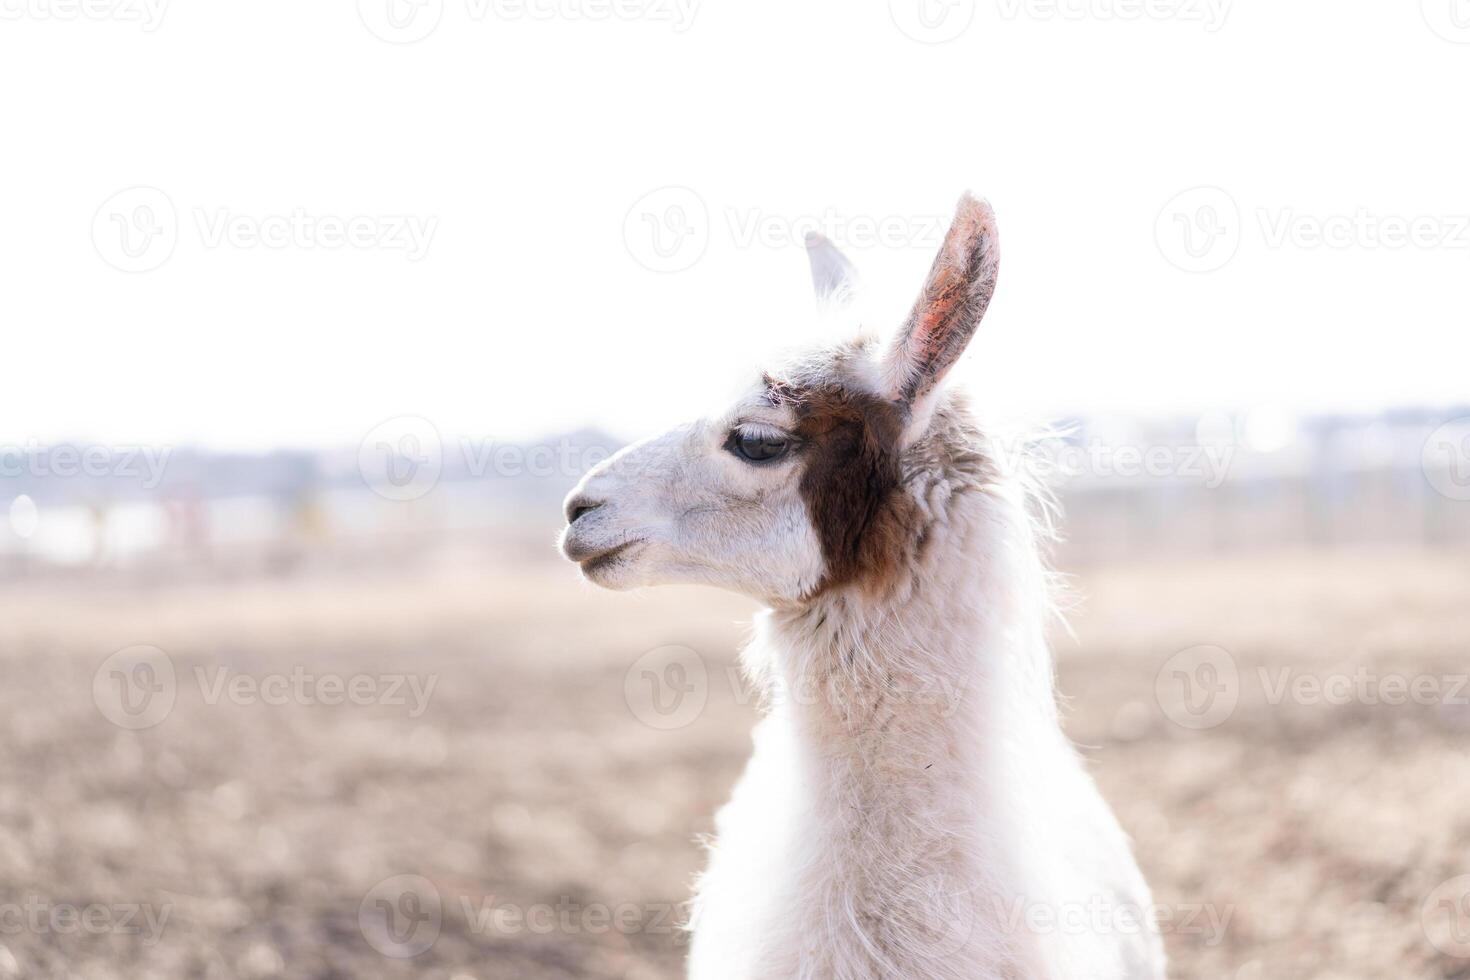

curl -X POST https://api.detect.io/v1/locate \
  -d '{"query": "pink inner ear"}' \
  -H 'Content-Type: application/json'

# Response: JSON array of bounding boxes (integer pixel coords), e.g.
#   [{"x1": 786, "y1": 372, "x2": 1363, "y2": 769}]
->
[{"x1": 887, "y1": 195, "x2": 999, "y2": 405}]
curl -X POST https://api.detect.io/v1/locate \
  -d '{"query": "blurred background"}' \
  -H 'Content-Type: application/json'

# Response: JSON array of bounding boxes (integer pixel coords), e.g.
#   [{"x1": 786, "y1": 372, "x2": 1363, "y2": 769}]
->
[{"x1": 3, "y1": 2, "x2": 1469, "y2": 978}]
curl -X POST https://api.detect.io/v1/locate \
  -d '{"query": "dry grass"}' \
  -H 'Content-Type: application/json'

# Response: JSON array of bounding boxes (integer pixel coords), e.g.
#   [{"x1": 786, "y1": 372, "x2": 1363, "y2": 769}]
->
[{"x1": 1, "y1": 546, "x2": 1467, "y2": 979}]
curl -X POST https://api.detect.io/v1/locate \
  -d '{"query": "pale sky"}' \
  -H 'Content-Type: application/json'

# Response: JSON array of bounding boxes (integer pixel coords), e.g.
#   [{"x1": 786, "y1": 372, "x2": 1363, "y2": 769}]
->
[{"x1": 3, "y1": 0, "x2": 1467, "y2": 450}]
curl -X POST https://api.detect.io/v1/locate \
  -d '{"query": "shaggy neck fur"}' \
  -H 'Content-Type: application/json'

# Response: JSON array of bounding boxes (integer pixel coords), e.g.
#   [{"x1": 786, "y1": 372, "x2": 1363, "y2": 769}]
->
[{"x1": 720, "y1": 405, "x2": 1066, "y2": 978}]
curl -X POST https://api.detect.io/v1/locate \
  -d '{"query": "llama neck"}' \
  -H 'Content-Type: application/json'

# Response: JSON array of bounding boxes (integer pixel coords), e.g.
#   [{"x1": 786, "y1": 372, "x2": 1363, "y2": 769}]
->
[
  {"x1": 749, "y1": 478, "x2": 1061, "y2": 968},
  {"x1": 759, "y1": 480, "x2": 1059, "y2": 784}
]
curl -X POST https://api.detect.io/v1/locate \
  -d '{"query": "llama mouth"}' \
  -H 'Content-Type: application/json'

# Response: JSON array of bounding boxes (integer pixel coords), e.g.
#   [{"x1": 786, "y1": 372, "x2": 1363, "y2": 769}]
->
[{"x1": 579, "y1": 539, "x2": 641, "y2": 575}]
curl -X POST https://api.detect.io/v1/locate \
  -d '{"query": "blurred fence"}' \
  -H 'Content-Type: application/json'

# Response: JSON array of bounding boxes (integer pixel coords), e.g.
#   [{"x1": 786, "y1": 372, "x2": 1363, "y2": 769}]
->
[{"x1": 1, "y1": 410, "x2": 1467, "y2": 579}]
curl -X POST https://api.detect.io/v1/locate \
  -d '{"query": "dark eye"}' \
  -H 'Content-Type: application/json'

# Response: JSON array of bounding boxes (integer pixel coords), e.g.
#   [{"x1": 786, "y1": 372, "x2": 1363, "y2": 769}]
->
[{"x1": 727, "y1": 428, "x2": 790, "y2": 463}]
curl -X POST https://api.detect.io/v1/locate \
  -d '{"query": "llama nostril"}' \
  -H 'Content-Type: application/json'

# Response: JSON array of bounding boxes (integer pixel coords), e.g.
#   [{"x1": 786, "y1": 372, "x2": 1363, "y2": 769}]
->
[{"x1": 566, "y1": 497, "x2": 603, "y2": 524}]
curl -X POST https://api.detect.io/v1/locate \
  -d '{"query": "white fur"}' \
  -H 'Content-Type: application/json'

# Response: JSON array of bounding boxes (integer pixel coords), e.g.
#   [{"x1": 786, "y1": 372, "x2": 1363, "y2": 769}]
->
[
  {"x1": 685, "y1": 428, "x2": 1166, "y2": 978},
  {"x1": 561, "y1": 196, "x2": 1166, "y2": 979}
]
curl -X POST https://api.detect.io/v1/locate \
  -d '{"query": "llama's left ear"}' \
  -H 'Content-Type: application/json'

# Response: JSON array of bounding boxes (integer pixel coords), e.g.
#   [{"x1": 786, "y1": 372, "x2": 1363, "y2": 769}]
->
[
  {"x1": 882, "y1": 193, "x2": 1000, "y2": 407},
  {"x1": 804, "y1": 231, "x2": 859, "y2": 308}
]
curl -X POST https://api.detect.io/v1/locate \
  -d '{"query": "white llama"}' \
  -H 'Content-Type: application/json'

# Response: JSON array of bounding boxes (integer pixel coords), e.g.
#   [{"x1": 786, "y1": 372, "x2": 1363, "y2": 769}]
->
[{"x1": 560, "y1": 194, "x2": 1167, "y2": 980}]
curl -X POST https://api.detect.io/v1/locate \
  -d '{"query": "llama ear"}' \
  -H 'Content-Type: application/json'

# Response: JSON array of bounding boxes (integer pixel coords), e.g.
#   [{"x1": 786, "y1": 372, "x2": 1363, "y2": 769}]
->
[
  {"x1": 882, "y1": 193, "x2": 999, "y2": 406},
  {"x1": 804, "y1": 231, "x2": 859, "y2": 307}
]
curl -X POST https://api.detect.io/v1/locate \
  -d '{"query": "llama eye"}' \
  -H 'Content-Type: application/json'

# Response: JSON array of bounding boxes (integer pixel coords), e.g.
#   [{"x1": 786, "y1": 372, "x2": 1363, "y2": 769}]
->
[{"x1": 728, "y1": 429, "x2": 790, "y2": 464}]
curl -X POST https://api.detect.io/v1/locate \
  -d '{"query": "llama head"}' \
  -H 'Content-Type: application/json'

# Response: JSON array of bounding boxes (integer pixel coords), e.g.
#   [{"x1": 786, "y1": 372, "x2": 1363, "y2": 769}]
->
[{"x1": 560, "y1": 193, "x2": 1000, "y2": 604}]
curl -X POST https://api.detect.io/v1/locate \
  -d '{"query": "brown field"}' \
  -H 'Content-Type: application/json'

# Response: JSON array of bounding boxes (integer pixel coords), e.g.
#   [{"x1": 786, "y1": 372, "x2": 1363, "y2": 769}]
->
[{"x1": 1, "y1": 543, "x2": 1468, "y2": 979}]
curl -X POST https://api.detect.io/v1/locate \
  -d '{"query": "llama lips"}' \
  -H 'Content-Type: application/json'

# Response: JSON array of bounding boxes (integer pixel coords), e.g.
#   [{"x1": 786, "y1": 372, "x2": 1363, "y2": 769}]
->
[{"x1": 577, "y1": 539, "x2": 640, "y2": 574}]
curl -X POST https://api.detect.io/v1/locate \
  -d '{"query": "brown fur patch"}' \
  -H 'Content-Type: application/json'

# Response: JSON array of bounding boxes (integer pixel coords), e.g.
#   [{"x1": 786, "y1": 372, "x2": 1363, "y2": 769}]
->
[{"x1": 788, "y1": 384, "x2": 914, "y2": 595}]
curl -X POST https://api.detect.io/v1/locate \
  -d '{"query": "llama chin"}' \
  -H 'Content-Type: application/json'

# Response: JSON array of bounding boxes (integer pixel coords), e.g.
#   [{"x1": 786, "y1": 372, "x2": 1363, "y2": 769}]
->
[{"x1": 560, "y1": 194, "x2": 1167, "y2": 980}]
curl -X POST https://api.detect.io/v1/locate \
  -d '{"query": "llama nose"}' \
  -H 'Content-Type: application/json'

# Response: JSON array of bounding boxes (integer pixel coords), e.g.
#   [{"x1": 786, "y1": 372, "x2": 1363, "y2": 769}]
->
[{"x1": 565, "y1": 496, "x2": 603, "y2": 525}]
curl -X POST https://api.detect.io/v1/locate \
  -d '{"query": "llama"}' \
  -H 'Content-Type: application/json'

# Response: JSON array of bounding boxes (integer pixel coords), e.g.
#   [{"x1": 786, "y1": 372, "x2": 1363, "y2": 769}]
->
[{"x1": 560, "y1": 194, "x2": 1166, "y2": 980}]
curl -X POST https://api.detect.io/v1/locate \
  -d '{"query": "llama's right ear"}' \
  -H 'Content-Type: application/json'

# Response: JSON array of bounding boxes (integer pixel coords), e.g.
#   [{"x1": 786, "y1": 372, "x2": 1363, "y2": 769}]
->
[
  {"x1": 804, "y1": 231, "x2": 859, "y2": 308},
  {"x1": 882, "y1": 193, "x2": 999, "y2": 407}
]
